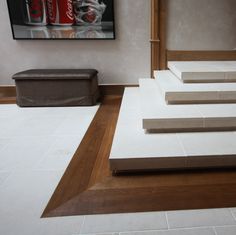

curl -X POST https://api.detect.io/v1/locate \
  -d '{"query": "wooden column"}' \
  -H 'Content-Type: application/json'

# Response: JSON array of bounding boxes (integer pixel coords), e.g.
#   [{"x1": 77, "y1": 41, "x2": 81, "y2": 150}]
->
[
  {"x1": 150, "y1": 0, "x2": 166, "y2": 77},
  {"x1": 159, "y1": 0, "x2": 167, "y2": 70},
  {"x1": 150, "y1": 0, "x2": 160, "y2": 77}
]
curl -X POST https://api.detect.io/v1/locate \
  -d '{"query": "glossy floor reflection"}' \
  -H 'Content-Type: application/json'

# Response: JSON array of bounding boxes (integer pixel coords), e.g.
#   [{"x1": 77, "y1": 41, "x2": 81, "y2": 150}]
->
[{"x1": 13, "y1": 23, "x2": 115, "y2": 39}]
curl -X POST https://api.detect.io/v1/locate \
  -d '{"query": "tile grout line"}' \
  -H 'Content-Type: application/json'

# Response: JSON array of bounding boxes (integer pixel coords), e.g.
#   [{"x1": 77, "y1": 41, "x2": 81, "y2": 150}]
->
[
  {"x1": 79, "y1": 216, "x2": 86, "y2": 234},
  {"x1": 117, "y1": 225, "x2": 236, "y2": 235},
  {"x1": 212, "y1": 226, "x2": 217, "y2": 235},
  {"x1": 0, "y1": 139, "x2": 13, "y2": 153},
  {"x1": 79, "y1": 225, "x2": 234, "y2": 235},
  {"x1": 32, "y1": 139, "x2": 60, "y2": 171},
  {"x1": 0, "y1": 171, "x2": 13, "y2": 188},
  {"x1": 196, "y1": 106, "x2": 205, "y2": 127},
  {"x1": 77, "y1": 217, "x2": 236, "y2": 235},
  {"x1": 89, "y1": 226, "x2": 225, "y2": 235},
  {"x1": 175, "y1": 133, "x2": 188, "y2": 158},
  {"x1": 79, "y1": 233, "x2": 122, "y2": 235},
  {"x1": 79, "y1": 224, "x2": 236, "y2": 235},
  {"x1": 229, "y1": 208, "x2": 236, "y2": 221},
  {"x1": 165, "y1": 212, "x2": 170, "y2": 230}
]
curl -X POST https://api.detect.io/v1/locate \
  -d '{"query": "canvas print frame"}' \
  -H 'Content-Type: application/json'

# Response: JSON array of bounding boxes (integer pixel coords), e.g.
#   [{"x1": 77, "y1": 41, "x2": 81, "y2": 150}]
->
[{"x1": 6, "y1": 0, "x2": 115, "y2": 40}]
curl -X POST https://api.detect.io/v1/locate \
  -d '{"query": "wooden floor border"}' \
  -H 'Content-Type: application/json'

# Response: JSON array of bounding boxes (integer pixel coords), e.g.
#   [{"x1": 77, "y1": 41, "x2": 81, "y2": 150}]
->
[{"x1": 42, "y1": 95, "x2": 236, "y2": 217}]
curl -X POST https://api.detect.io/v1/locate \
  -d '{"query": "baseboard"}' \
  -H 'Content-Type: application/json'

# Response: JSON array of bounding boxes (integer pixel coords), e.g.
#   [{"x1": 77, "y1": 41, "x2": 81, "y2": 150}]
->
[
  {"x1": 0, "y1": 85, "x2": 138, "y2": 102},
  {"x1": 0, "y1": 86, "x2": 16, "y2": 98},
  {"x1": 0, "y1": 86, "x2": 16, "y2": 104}
]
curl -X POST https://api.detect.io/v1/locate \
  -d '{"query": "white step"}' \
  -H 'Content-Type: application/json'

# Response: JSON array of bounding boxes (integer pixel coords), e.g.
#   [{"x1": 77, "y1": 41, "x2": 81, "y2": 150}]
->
[
  {"x1": 168, "y1": 61, "x2": 236, "y2": 83},
  {"x1": 155, "y1": 70, "x2": 236, "y2": 104},
  {"x1": 140, "y1": 78, "x2": 236, "y2": 132},
  {"x1": 109, "y1": 88, "x2": 236, "y2": 172}
]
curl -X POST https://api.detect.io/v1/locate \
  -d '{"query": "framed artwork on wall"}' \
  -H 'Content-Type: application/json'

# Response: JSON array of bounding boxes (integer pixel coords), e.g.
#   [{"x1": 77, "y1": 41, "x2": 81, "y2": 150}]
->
[{"x1": 6, "y1": 0, "x2": 115, "y2": 40}]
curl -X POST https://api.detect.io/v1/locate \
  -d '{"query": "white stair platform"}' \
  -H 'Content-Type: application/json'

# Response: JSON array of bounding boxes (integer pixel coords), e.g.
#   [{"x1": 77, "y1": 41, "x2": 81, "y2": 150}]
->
[
  {"x1": 168, "y1": 61, "x2": 236, "y2": 83},
  {"x1": 109, "y1": 88, "x2": 236, "y2": 172},
  {"x1": 140, "y1": 79, "x2": 236, "y2": 132},
  {"x1": 155, "y1": 70, "x2": 236, "y2": 104}
]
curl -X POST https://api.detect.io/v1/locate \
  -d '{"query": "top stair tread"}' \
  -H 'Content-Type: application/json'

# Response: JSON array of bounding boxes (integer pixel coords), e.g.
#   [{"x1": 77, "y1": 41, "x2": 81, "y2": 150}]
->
[
  {"x1": 155, "y1": 70, "x2": 236, "y2": 104},
  {"x1": 168, "y1": 61, "x2": 236, "y2": 83}
]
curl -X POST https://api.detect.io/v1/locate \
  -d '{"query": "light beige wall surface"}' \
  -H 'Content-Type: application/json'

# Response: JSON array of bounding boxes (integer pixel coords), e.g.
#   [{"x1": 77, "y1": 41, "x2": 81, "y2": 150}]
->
[
  {"x1": 0, "y1": 0, "x2": 150, "y2": 85},
  {"x1": 166, "y1": 0, "x2": 236, "y2": 50}
]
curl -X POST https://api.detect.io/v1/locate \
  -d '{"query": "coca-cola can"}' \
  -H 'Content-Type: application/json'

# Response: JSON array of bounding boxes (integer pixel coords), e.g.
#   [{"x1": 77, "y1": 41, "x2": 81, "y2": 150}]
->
[
  {"x1": 47, "y1": 0, "x2": 74, "y2": 25},
  {"x1": 24, "y1": 0, "x2": 48, "y2": 26}
]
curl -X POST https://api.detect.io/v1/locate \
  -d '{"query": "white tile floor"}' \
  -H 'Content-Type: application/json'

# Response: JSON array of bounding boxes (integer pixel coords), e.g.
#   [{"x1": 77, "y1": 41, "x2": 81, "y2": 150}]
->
[{"x1": 1, "y1": 104, "x2": 236, "y2": 235}]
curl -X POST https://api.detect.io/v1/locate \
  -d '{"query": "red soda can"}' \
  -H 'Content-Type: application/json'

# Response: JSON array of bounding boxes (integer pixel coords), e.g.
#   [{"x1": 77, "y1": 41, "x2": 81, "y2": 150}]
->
[
  {"x1": 47, "y1": 0, "x2": 74, "y2": 25},
  {"x1": 24, "y1": 0, "x2": 48, "y2": 25}
]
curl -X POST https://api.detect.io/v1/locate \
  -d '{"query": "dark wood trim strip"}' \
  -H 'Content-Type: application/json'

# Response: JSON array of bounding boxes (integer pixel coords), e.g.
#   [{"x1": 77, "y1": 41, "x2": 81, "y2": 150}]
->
[
  {"x1": 0, "y1": 86, "x2": 16, "y2": 98},
  {"x1": 42, "y1": 96, "x2": 236, "y2": 217},
  {"x1": 42, "y1": 96, "x2": 122, "y2": 217},
  {"x1": 151, "y1": 0, "x2": 160, "y2": 76},
  {"x1": 0, "y1": 97, "x2": 16, "y2": 104},
  {"x1": 0, "y1": 86, "x2": 16, "y2": 104},
  {"x1": 167, "y1": 50, "x2": 236, "y2": 61},
  {"x1": 150, "y1": 0, "x2": 168, "y2": 74},
  {"x1": 99, "y1": 85, "x2": 138, "y2": 96},
  {"x1": 159, "y1": 0, "x2": 167, "y2": 70}
]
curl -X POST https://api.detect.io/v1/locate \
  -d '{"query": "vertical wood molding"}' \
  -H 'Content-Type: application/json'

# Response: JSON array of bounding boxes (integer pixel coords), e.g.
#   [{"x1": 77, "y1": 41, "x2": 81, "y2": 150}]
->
[
  {"x1": 150, "y1": 0, "x2": 167, "y2": 77},
  {"x1": 159, "y1": 0, "x2": 167, "y2": 70},
  {"x1": 150, "y1": 0, "x2": 160, "y2": 77}
]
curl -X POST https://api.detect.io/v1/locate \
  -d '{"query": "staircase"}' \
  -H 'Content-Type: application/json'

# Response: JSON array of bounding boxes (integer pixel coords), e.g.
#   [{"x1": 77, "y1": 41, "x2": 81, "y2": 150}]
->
[{"x1": 109, "y1": 61, "x2": 236, "y2": 172}]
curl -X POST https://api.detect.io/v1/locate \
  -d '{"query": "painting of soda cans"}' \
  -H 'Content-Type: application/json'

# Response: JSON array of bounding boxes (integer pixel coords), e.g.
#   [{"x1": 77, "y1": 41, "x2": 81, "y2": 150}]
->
[{"x1": 6, "y1": 0, "x2": 115, "y2": 39}]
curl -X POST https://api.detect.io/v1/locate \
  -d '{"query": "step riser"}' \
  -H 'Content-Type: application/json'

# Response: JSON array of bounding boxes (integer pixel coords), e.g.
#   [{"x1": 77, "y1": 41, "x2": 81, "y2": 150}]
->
[
  {"x1": 140, "y1": 79, "x2": 236, "y2": 132},
  {"x1": 166, "y1": 92, "x2": 236, "y2": 104},
  {"x1": 181, "y1": 72, "x2": 236, "y2": 83},
  {"x1": 110, "y1": 157, "x2": 236, "y2": 172},
  {"x1": 167, "y1": 98, "x2": 236, "y2": 105},
  {"x1": 155, "y1": 70, "x2": 236, "y2": 104},
  {"x1": 144, "y1": 121, "x2": 236, "y2": 133}
]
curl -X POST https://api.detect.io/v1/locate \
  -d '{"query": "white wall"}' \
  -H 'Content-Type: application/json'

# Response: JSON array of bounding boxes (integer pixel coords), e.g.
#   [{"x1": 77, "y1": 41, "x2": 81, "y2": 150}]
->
[
  {"x1": 166, "y1": 0, "x2": 236, "y2": 50},
  {"x1": 0, "y1": 0, "x2": 150, "y2": 85}
]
